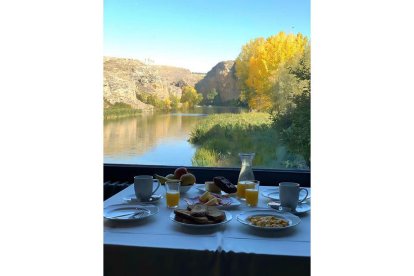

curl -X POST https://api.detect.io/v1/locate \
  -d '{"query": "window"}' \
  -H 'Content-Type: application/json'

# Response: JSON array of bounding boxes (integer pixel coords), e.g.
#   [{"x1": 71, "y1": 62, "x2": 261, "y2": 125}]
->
[{"x1": 104, "y1": 0, "x2": 310, "y2": 171}]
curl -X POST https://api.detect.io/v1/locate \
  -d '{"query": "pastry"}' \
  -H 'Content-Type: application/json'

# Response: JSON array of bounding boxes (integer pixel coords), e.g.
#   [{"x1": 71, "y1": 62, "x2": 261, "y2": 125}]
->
[{"x1": 213, "y1": 176, "x2": 237, "y2": 194}]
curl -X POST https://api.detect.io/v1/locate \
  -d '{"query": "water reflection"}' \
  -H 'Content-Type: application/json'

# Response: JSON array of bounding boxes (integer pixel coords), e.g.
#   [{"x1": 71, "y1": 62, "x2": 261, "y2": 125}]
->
[{"x1": 104, "y1": 107, "x2": 244, "y2": 165}]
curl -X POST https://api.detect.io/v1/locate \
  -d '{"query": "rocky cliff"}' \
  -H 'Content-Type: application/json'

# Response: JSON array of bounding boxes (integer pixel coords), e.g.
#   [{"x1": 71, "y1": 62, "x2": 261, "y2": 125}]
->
[
  {"x1": 195, "y1": 60, "x2": 240, "y2": 103},
  {"x1": 104, "y1": 57, "x2": 204, "y2": 109}
]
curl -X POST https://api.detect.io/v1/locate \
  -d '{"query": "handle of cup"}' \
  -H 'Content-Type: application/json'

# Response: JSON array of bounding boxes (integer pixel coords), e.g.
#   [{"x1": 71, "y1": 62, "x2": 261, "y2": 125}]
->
[
  {"x1": 298, "y1": 188, "x2": 309, "y2": 203},
  {"x1": 151, "y1": 179, "x2": 161, "y2": 195}
]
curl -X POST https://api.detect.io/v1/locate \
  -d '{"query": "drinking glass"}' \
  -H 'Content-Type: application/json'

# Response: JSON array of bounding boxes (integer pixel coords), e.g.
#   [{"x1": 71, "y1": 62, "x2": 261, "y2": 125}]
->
[
  {"x1": 237, "y1": 153, "x2": 255, "y2": 200},
  {"x1": 165, "y1": 180, "x2": 180, "y2": 208},
  {"x1": 245, "y1": 180, "x2": 260, "y2": 207}
]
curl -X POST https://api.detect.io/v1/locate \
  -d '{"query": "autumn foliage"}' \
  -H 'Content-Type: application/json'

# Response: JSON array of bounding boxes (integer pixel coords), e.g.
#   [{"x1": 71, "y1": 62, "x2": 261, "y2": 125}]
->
[
  {"x1": 235, "y1": 32, "x2": 309, "y2": 112},
  {"x1": 180, "y1": 86, "x2": 203, "y2": 109}
]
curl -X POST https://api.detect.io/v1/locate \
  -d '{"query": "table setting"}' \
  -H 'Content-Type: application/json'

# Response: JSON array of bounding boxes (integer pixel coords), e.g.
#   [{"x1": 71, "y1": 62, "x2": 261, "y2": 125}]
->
[
  {"x1": 104, "y1": 167, "x2": 310, "y2": 246},
  {"x1": 104, "y1": 154, "x2": 310, "y2": 275}
]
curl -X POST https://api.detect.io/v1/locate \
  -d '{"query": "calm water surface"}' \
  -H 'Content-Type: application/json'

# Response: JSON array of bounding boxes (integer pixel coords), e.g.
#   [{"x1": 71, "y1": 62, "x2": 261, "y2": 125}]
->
[{"x1": 104, "y1": 107, "x2": 244, "y2": 166}]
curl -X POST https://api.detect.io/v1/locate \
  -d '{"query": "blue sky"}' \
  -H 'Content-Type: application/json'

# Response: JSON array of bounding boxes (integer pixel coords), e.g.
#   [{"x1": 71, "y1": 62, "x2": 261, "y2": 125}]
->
[{"x1": 104, "y1": 0, "x2": 310, "y2": 73}]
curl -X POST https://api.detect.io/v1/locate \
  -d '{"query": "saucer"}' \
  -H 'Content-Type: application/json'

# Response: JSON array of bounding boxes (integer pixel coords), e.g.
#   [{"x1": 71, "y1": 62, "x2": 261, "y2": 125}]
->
[
  {"x1": 123, "y1": 194, "x2": 163, "y2": 204},
  {"x1": 262, "y1": 187, "x2": 311, "y2": 202},
  {"x1": 268, "y1": 201, "x2": 311, "y2": 215}
]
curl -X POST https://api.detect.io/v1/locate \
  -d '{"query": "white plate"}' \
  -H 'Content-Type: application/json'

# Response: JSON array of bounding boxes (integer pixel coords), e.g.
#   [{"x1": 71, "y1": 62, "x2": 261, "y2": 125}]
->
[
  {"x1": 170, "y1": 210, "x2": 232, "y2": 228},
  {"x1": 268, "y1": 201, "x2": 311, "y2": 214},
  {"x1": 123, "y1": 194, "x2": 163, "y2": 203},
  {"x1": 261, "y1": 187, "x2": 311, "y2": 202},
  {"x1": 104, "y1": 204, "x2": 159, "y2": 221},
  {"x1": 195, "y1": 184, "x2": 236, "y2": 195},
  {"x1": 183, "y1": 196, "x2": 241, "y2": 209},
  {"x1": 236, "y1": 209, "x2": 301, "y2": 231}
]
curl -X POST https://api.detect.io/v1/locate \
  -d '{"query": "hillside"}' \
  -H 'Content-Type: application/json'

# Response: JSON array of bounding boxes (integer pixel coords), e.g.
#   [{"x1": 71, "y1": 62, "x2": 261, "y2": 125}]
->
[
  {"x1": 195, "y1": 61, "x2": 240, "y2": 104},
  {"x1": 104, "y1": 57, "x2": 205, "y2": 110}
]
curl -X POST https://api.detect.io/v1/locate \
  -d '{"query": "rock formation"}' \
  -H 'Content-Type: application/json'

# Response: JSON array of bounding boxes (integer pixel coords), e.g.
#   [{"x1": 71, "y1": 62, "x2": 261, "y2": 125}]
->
[
  {"x1": 104, "y1": 57, "x2": 204, "y2": 110},
  {"x1": 195, "y1": 61, "x2": 240, "y2": 104}
]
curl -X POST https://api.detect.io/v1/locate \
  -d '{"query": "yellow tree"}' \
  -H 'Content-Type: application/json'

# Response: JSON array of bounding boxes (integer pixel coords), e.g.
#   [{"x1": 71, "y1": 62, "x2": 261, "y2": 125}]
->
[
  {"x1": 235, "y1": 32, "x2": 309, "y2": 111},
  {"x1": 180, "y1": 86, "x2": 203, "y2": 109},
  {"x1": 235, "y1": 37, "x2": 266, "y2": 104}
]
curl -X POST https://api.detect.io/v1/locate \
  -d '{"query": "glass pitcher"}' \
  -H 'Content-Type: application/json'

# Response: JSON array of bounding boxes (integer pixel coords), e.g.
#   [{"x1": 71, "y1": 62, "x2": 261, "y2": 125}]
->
[{"x1": 237, "y1": 153, "x2": 255, "y2": 199}]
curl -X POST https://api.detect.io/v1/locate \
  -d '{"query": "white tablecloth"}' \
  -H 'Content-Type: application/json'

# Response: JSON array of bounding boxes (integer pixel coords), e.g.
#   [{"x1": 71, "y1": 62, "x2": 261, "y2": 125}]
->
[{"x1": 104, "y1": 183, "x2": 310, "y2": 275}]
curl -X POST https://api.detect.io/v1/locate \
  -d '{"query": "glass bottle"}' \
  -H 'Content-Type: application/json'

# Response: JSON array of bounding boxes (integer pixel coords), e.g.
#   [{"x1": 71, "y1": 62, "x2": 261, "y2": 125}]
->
[{"x1": 237, "y1": 153, "x2": 255, "y2": 199}]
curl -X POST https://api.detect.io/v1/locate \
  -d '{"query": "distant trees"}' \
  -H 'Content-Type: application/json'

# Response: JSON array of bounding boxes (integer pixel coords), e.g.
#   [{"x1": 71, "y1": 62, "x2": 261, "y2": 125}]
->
[
  {"x1": 135, "y1": 86, "x2": 203, "y2": 111},
  {"x1": 206, "y1": 89, "x2": 218, "y2": 105},
  {"x1": 170, "y1": 94, "x2": 180, "y2": 110},
  {"x1": 181, "y1": 86, "x2": 203, "y2": 109}
]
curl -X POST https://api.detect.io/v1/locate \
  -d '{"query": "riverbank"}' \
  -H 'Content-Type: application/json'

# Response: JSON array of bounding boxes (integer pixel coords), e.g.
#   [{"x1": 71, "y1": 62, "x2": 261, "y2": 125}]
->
[
  {"x1": 189, "y1": 112, "x2": 276, "y2": 167},
  {"x1": 104, "y1": 102, "x2": 144, "y2": 120},
  {"x1": 189, "y1": 112, "x2": 308, "y2": 169},
  {"x1": 104, "y1": 105, "x2": 245, "y2": 120}
]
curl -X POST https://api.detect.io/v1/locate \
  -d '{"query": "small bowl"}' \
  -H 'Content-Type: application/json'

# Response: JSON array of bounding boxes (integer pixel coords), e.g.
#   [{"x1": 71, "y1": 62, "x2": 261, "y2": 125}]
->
[{"x1": 180, "y1": 184, "x2": 194, "y2": 193}]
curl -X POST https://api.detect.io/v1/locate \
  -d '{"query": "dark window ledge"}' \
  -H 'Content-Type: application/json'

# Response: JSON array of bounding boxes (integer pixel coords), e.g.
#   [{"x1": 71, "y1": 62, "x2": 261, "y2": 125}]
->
[{"x1": 104, "y1": 164, "x2": 310, "y2": 188}]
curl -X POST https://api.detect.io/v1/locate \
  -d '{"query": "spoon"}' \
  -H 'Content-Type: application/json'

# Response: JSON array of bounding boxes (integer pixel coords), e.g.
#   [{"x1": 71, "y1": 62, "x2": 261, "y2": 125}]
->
[{"x1": 267, "y1": 202, "x2": 293, "y2": 212}]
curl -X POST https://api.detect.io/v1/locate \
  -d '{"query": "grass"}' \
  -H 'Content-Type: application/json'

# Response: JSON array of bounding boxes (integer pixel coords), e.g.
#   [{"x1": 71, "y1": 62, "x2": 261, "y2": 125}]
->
[
  {"x1": 190, "y1": 113, "x2": 275, "y2": 167},
  {"x1": 189, "y1": 112, "x2": 273, "y2": 143},
  {"x1": 104, "y1": 102, "x2": 142, "y2": 120},
  {"x1": 189, "y1": 112, "x2": 308, "y2": 169},
  {"x1": 191, "y1": 148, "x2": 221, "y2": 167}
]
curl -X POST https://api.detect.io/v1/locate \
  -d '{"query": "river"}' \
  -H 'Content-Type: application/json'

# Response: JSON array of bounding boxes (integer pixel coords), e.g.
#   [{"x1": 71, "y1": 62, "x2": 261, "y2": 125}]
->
[{"x1": 104, "y1": 106, "x2": 245, "y2": 166}]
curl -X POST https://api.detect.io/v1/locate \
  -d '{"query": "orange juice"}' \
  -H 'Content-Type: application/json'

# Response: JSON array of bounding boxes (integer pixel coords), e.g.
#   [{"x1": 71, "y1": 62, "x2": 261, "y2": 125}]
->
[
  {"x1": 166, "y1": 191, "x2": 180, "y2": 208},
  {"x1": 245, "y1": 189, "x2": 259, "y2": 206},
  {"x1": 237, "y1": 181, "x2": 256, "y2": 199}
]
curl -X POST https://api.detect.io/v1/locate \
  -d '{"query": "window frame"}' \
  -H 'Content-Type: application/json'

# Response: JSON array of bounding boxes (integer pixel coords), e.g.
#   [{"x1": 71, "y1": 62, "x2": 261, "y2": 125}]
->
[{"x1": 104, "y1": 163, "x2": 310, "y2": 187}]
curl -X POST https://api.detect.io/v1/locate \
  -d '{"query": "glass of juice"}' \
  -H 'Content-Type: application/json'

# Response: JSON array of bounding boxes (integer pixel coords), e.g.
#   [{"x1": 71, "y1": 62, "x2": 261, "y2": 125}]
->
[
  {"x1": 245, "y1": 180, "x2": 260, "y2": 207},
  {"x1": 165, "y1": 180, "x2": 180, "y2": 208},
  {"x1": 237, "y1": 180, "x2": 256, "y2": 200}
]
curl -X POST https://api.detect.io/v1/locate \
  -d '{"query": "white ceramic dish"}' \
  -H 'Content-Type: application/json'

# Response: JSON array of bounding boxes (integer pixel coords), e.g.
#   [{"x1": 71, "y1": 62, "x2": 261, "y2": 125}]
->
[
  {"x1": 170, "y1": 210, "x2": 232, "y2": 228},
  {"x1": 179, "y1": 185, "x2": 194, "y2": 193},
  {"x1": 236, "y1": 209, "x2": 301, "y2": 231},
  {"x1": 104, "y1": 204, "x2": 159, "y2": 221},
  {"x1": 268, "y1": 201, "x2": 311, "y2": 215},
  {"x1": 261, "y1": 187, "x2": 311, "y2": 202},
  {"x1": 123, "y1": 194, "x2": 163, "y2": 204},
  {"x1": 184, "y1": 196, "x2": 241, "y2": 209}
]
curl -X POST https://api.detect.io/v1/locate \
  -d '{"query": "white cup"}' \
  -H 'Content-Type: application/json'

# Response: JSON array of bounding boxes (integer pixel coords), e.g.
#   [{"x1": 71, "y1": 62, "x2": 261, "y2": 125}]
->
[
  {"x1": 279, "y1": 182, "x2": 309, "y2": 210},
  {"x1": 134, "y1": 175, "x2": 160, "y2": 201}
]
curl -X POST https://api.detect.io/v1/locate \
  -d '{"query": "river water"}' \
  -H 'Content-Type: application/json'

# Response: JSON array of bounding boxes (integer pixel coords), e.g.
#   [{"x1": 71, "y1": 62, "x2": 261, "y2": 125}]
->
[{"x1": 104, "y1": 106, "x2": 245, "y2": 166}]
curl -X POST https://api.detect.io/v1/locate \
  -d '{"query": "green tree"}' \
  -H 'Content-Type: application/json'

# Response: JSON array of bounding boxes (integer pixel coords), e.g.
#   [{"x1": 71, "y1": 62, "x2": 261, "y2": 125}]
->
[
  {"x1": 272, "y1": 47, "x2": 311, "y2": 166},
  {"x1": 206, "y1": 88, "x2": 218, "y2": 105},
  {"x1": 181, "y1": 86, "x2": 203, "y2": 109},
  {"x1": 170, "y1": 94, "x2": 180, "y2": 110},
  {"x1": 268, "y1": 46, "x2": 310, "y2": 118}
]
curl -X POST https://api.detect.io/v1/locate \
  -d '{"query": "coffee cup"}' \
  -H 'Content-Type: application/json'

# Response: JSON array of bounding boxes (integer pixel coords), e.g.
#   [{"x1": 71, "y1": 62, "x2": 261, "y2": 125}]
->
[
  {"x1": 279, "y1": 182, "x2": 309, "y2": 210},
  {"x1": 134, "y1": 175, "x2": 160, "y2": 201}
]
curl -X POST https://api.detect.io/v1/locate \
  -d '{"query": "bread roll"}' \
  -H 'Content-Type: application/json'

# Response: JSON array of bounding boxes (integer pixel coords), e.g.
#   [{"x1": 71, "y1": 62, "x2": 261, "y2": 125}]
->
[{"x1": 205, "y1": 181, "x2": 221, "y2": 193}]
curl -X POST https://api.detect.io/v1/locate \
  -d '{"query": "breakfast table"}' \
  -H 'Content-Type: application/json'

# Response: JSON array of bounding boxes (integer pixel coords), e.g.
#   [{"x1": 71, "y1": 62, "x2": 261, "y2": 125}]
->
[{"x1": 104, "y1": 183, "x2": 310, "y2": 276}]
